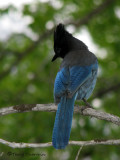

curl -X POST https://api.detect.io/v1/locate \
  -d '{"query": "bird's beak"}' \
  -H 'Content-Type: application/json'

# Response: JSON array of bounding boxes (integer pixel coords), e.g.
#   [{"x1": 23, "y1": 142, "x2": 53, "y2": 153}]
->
[{"x1": 51, "y1": 54, "x2": 58, "y2": 62}]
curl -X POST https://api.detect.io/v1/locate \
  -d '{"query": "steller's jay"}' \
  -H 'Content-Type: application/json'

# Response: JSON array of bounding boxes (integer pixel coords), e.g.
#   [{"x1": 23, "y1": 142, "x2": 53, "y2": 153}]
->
[{"x1": 52, "y1": 24, "x2": 98, "y2": 149}]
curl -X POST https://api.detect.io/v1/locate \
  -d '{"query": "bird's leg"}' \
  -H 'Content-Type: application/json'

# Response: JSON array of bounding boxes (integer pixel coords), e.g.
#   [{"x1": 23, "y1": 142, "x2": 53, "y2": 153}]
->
[
  {"x1": 81, "y1": 98, "x2": 93, "y2": 115},
  {"x1": 82, "y1": 98, "x2": 93, "y2": 109}
]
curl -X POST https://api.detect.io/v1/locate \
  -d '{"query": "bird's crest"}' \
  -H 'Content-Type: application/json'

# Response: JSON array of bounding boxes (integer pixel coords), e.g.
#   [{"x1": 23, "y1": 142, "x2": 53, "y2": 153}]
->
[{"x1": 54, "y1": 23, "x2": 66, "y2": 42}]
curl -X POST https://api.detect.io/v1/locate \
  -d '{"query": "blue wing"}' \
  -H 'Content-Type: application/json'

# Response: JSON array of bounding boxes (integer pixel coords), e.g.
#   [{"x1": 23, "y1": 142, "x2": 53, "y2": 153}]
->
[
  {"x1": 54, "y1": 67, "x2": 70, "y2": 103},
  {"x1": 54, "y1": 61, "x2": 98, "y2": 102},
  {"x1": 77, "y1": 66, "x2": 98, "y2": 100}
]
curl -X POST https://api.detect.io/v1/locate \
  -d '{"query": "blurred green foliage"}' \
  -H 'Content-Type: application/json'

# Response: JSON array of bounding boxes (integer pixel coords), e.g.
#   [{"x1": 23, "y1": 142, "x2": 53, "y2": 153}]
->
[{"x1": 0, "y1": 0, "x2": 120, "y2": 159}]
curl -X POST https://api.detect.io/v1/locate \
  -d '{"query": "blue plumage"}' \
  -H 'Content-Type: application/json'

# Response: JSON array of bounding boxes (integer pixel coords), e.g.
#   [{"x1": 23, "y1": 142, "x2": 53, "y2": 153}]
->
[
  {"x1": 52, "y1": 94, "x2": 76, "y2": 149},
  {"x1": 52, "y1": 24, "x2": 98, "y2": 149}
]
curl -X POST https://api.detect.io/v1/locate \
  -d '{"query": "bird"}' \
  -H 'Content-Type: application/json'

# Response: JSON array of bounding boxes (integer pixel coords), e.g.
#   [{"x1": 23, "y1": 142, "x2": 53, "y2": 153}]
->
[{"x1": 52, "y1": 23, "x2": 98, "y2": 149}]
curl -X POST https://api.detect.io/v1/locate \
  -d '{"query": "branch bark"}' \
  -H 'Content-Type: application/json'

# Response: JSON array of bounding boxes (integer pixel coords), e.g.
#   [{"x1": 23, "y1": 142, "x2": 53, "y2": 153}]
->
[
  {"x1": 0, "y1": 138, "x2": 120, "y2": 148},
  {"x1": 0, "y1": 103, "x2": 120, "y2": 126}
]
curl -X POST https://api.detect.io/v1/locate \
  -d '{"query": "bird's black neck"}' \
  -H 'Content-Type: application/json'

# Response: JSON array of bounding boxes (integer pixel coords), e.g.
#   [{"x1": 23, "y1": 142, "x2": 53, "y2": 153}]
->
[{"x1": 67, "y1": 35, "x2": 88, "y2": 51}]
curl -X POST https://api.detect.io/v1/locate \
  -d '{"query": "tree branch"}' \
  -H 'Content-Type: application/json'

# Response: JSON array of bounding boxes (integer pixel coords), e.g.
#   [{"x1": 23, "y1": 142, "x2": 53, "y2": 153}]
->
[
  {"x1": 0, "y1": 102, "x2": 120, "y2": 149},
  {"x1": 67, "y1": 0, "x2": 115, "y2": 27},
  {"x1": 0, "y1": 0, "x2": 115, "y2": 80},
  {"x1": 0, "y1": 103, "x2": 120, "y2": 126},
  {"x1": 0, "y1": 138, "x2": 120, "y2": 148},
  {"x1": 75, "y1": 145, "x2": 83, "y2": 160},
  {"x1": 0, "y1": 30, "x2": 53, "y2": 80}
]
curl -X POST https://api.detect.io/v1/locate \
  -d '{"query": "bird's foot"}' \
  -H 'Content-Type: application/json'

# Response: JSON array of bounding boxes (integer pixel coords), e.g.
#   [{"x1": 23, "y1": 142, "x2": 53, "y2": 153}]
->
[{"x1": 81, "y1": 105, "x2": 89, "y2": 115}]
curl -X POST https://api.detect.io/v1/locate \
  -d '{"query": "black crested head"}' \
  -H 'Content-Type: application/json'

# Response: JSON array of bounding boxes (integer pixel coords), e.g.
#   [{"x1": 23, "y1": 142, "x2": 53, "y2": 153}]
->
[
  {"x1": 52, "y1": 23, "x2": 71, "y2": 62},
  {"x1": 52, "y1": 23, "x2": 88, "y2": 62}
]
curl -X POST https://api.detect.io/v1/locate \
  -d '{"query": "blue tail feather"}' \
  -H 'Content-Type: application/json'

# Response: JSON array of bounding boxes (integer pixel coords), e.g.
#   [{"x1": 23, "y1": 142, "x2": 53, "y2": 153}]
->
[{"x1": 52, "y1": 94, "x2": 76, "y2": 149}]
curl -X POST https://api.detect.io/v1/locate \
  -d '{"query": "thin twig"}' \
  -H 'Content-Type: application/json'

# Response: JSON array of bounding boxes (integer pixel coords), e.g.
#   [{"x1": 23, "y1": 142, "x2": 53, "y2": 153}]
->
[{"x1": 75, "y1": 145, "x2": 84, "y2": 160}]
